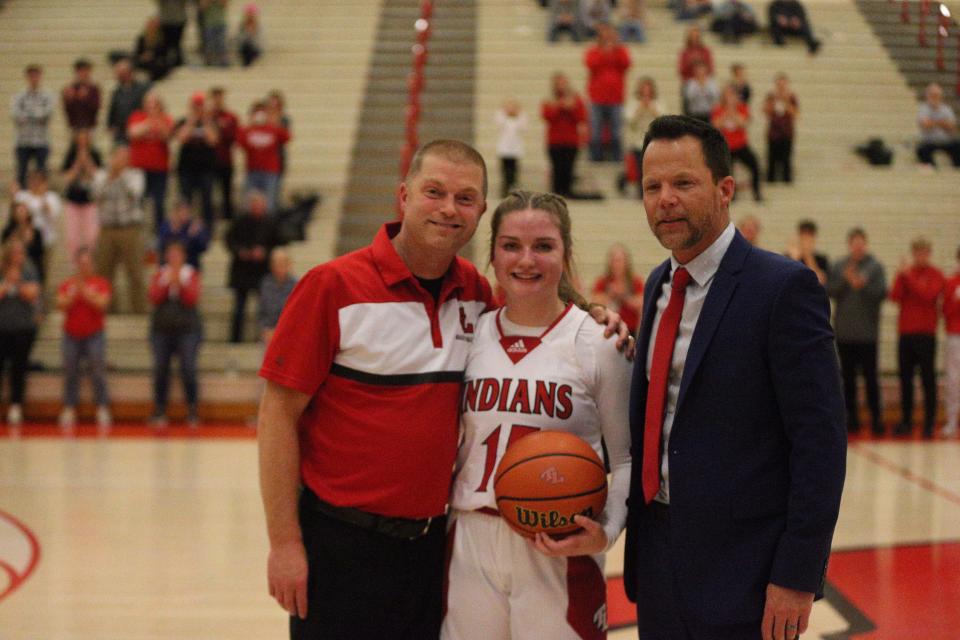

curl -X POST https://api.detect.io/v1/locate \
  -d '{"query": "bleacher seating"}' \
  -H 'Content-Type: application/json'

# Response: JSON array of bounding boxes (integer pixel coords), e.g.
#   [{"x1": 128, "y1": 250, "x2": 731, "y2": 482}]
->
[
  {"x1": 473, "y1": 0, "x2": 960, "y2": 381},
  {"x1": 0, "y1": 0, "x2": 382, "y2": 419}
]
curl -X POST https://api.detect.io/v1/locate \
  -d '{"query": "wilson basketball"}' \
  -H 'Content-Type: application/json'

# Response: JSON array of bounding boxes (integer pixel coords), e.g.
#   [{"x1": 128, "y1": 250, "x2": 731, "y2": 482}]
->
[{"x1": 493, "y1": 430, "x2": 607, "y2": 539}]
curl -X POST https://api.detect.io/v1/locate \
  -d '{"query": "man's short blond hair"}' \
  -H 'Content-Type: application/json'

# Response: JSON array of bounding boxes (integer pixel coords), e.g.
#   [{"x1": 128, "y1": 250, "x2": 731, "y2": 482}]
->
[{"x1": 405, "y1": 139, "x2": 488, "y2": 197}]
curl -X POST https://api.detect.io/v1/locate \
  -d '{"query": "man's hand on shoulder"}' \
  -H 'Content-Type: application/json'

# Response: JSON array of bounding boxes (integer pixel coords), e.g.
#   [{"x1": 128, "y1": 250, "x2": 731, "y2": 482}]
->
[
  {"x1": 761, "y1": 583, "x2": 814, "y2": 640},
  {"x1": 588, "y1": 304, "x2": 635, "y2": 359},
  {"x1": 268, "y1": 539, "x2": 309, "y2": 619}
]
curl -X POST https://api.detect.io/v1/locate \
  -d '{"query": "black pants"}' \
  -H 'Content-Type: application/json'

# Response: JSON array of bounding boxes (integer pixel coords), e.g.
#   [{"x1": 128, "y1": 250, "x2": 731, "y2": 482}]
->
[
  {"x1": 732, "y1": 146, "x2": 762, "y2": 200},
  {"x1": 0, "y1": 329, "x2": 34, "y2": 404},
  {"x1": 916, "y1": 141, "x2": 960, "y2": 167},
  {"x1": 14, "y1": 145, "x2": 49, "y2": 189},
  {"x1": 767, "y1": 138, "x2": 793, "y2": 183},
  {"x1": 837, "y1": 341, "x2": 882, "y2": 431},
  {"x1": 548, "y1": 144, "x2": 578, "y2": 196},
  {"x1": 635, "y1": 504, "x2": 762, "y2": 639},
  {"x1": 291, "y1": 491, "x2": 446, "y2": 640},
  {"x1": 230, "y1": 287, "x2": 255, "y2": 343},
  {"x1": 161, "y1": 23, "x2": 185, "y2": 66},
  {"x1": 898, "y1": 334, "x2": 937, "y2": 431},
  {"x1": 179, "y1": 169, "x2": 215, "y2": 228},
  {"x1": 500, "y1": 157, "x2": 518, "y2": 198},
  {"x1": 214, "y1": 164, "x2": 234, "y2": 220},
  {"x1": 770, "y1": 19, "x2": 818, "y2": 51}
]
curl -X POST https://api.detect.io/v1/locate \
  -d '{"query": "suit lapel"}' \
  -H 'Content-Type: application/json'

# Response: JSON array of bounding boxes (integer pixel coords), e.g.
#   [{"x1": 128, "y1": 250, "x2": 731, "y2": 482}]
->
[
  {"x1": 636, "y1": 261, "x2": 672, "y2": 369},
  {"x1": 675, "y1": 232, "x2": 750, "y2": 412},
  {"x1": 630, "y1": 260, "x2": 671, "y2": 437}
]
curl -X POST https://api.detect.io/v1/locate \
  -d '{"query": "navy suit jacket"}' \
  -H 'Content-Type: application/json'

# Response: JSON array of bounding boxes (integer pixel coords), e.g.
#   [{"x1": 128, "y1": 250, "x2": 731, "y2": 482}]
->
[{"x1": 623, "y1": 230, "x2": 846, "y2": 626}]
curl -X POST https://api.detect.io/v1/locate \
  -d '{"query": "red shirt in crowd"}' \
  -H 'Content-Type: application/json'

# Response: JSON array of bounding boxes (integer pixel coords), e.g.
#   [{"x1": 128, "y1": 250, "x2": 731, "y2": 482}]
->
[
  {"x1": 62, "y1": 81, "x2": 101, "y2": 130},
  {"x1": 59, "y1": 275, "x2": 111, "y2": 339},
  {"x1": 238, "y1": 124, "x2": 291, "y2": 174},
  {"x1": 148, "y1": 265, "x2": 201, "y2": 307},
  {"x1": 127, "y1": 110, "x2": 173, "y2": 172},
  {"x1": 944, "y1": 271, "x2": 960, "y2": 335},
  {"x1": 542, "y1": 95, "x2": 587, "y2": 146},
  {"x1": 678, "y1": 45, "x2": 714, "y2": 81},
  {"x1": 212, "y1": 108, "x2": 239, "y2": 167},
  {"x1": 584, "y1": 44, "x2": 631, "y2": 105},
  {"x1": 711, "y1": 103, "x2": 750, "y2": 151},
  {"x1": 890, "y1": 264, "x2": 946, "y2": 335},
  {"x1": 591, "y1": 274, "x2": 645, "y2": 333}
]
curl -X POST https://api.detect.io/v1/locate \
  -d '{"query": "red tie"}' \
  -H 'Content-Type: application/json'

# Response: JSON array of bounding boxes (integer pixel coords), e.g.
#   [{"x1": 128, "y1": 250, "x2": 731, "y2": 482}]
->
[{"x1": 642, "y1": 267, "x2": 692, "y2": 504}]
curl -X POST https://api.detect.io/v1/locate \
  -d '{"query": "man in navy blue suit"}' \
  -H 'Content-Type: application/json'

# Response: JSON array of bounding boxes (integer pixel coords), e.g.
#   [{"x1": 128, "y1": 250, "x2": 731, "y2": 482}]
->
[{"x1": 624, "y1": 115, "x2": 846, "y2": 640}]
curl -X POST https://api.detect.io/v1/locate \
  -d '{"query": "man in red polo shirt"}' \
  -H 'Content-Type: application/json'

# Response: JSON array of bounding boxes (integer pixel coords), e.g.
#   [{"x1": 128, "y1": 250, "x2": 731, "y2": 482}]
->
[
  {"x1": 258, "y1": 140, "x2": 492, "y2": 639},
  {"x1": 891, "y1": 236, "x2": 945, "y2": 438}
]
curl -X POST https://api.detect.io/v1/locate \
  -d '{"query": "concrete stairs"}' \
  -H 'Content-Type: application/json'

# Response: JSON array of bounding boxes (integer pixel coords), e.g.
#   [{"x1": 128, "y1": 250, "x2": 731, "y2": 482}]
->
[{"x1": 856, "y1": 0, "x2": 960, "y2": 109}]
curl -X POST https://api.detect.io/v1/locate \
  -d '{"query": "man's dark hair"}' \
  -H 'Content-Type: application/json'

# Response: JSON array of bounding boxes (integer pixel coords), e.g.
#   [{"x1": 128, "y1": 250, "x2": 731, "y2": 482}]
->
[
  {"x1": 797, "y1": 219, "x2": 818, "y2": 235},
  {"x1": 847, "y1": 227, "x2": 867, "y2": 242},
  {"x1": 640, "y1": 115, "x2": 731, "y2": 184},
  {"x1": 74, "y1": 58, "x2": 92, "y2": 71}
]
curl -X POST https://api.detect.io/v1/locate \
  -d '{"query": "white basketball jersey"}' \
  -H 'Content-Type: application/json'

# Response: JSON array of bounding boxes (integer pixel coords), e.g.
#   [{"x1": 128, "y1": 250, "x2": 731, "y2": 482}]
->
[{"x1": 450, "y1": 305, "x2": 604, "y2": 513}]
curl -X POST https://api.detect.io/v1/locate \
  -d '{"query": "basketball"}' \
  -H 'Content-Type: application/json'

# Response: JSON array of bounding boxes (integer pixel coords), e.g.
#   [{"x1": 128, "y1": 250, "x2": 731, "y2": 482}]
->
[{"x1": 493, "y1": 430, "x2": 607, "y2": 539}]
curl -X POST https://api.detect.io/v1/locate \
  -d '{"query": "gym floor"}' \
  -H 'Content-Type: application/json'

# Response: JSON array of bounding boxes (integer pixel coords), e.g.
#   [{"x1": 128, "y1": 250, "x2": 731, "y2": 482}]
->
[{"x1": 1, "y1": 426, "x2": 958, "y2": 639}]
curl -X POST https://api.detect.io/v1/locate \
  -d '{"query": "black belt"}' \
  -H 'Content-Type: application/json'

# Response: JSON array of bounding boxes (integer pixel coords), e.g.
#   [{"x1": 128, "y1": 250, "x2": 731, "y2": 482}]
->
[{"x1": 301, "y1": 488, "x2": 439, "y2": 540}]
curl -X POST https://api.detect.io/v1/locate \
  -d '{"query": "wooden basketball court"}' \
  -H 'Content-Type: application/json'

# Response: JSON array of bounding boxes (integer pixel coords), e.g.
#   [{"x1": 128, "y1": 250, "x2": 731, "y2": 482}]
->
[{"x1": 1, "y1": 425, "x2": 958, "y2": 638}]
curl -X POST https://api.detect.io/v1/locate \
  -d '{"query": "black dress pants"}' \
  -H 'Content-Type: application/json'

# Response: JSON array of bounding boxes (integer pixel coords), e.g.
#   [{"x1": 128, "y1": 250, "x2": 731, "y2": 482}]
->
[
  {"x1": 548, "y1": 144, "x2": 578, "y2": 196},
  {"x1": 634, "y1": 503, "x2": 762, "y2": 639},
  {"x1": 731, "y1": 146, "x2": 762, "y2": 200},
  {"x1": 898, "y1": 333, "x2": 937, "y2": 432},
  {"x1": 767, "y1": 138, "x2": 793, "y2": 182},
  {"x1": 290, "y1": 491, "x2": 446, "y2": 640},
  {"x1": 837, "y1": 341, "x2": 882, "y2": 431}
]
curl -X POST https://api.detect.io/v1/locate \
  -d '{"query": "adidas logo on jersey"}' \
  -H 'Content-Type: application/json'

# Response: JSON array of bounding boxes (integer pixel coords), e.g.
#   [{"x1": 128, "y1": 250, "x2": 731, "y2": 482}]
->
[{"x1": 507, "y1": 339, "x2": 528, "y2": 354}]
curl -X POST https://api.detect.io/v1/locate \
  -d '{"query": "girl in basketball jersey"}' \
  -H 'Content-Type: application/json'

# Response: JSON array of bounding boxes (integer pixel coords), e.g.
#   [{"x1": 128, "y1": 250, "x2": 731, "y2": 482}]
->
[{"x1": 442, "y1": 191, "x2": 632, "y2": 640}]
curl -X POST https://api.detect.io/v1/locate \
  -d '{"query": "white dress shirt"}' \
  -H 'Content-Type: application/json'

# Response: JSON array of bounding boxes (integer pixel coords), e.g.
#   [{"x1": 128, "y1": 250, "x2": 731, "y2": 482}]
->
[{"x1": 645, "y1": 222, "x2": 736, "y2": 503}]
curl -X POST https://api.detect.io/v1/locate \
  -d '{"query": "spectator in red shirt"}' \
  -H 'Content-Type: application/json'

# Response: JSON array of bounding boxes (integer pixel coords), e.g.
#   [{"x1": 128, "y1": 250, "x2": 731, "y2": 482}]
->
[
  {"x1": 584, "y1": 24, "x2": 631, "y2": 162},
  {"x1": 541, "y1": 72, "x2": 587, "y2": 198},
  {"x1": 56, "y1": 246, "x2": 112, "y2": 433},
  {"x1": 592, "y1": 243, "x2": 644, "y2": 333},
  {"x1": 238, "y1": 101, "x2": 291, "y2": 213},
  {"x1": 891, "y1": 236, "x2": 946, "y2": 438},
  {"x1": 209, "y1": 86, "x2": 239, "y2": 220},
  {"x1": 942, "y1": 245, "x2": 960, "y2": 437},
  {"x1": 148, "y1": 240, "x2": 203, "y2": 428},
  {"x1": 127, "y1": 89, "x2": 174, "y2": 230},
  {"x1": 678, "y1": 25, "x2": 714, "y2": 83},
  {"x1": 61, "y1": 58, "x2": 101, "y2": 134},
  {"x1": 712, "y1": 84, "x2": 762, "y2": 201},
  {"x1": 266, "y1": 91, "x2": 293, "y2": 195}
]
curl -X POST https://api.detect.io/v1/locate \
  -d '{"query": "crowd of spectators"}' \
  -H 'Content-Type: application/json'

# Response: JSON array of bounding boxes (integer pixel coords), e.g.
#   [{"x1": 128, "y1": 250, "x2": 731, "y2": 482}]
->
[
  {"x1": 720, "y1": 218, "x2": 960, "y2": 440},
  {"x1": 523, "y1": 1, "x2": 836, "y2": 202},
  {"x1": 133, "y1": 1, "x2": 262, "y2": 77},
  {"x1": 0, "y1": 2, "x2": 299, "y2": 428}
]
